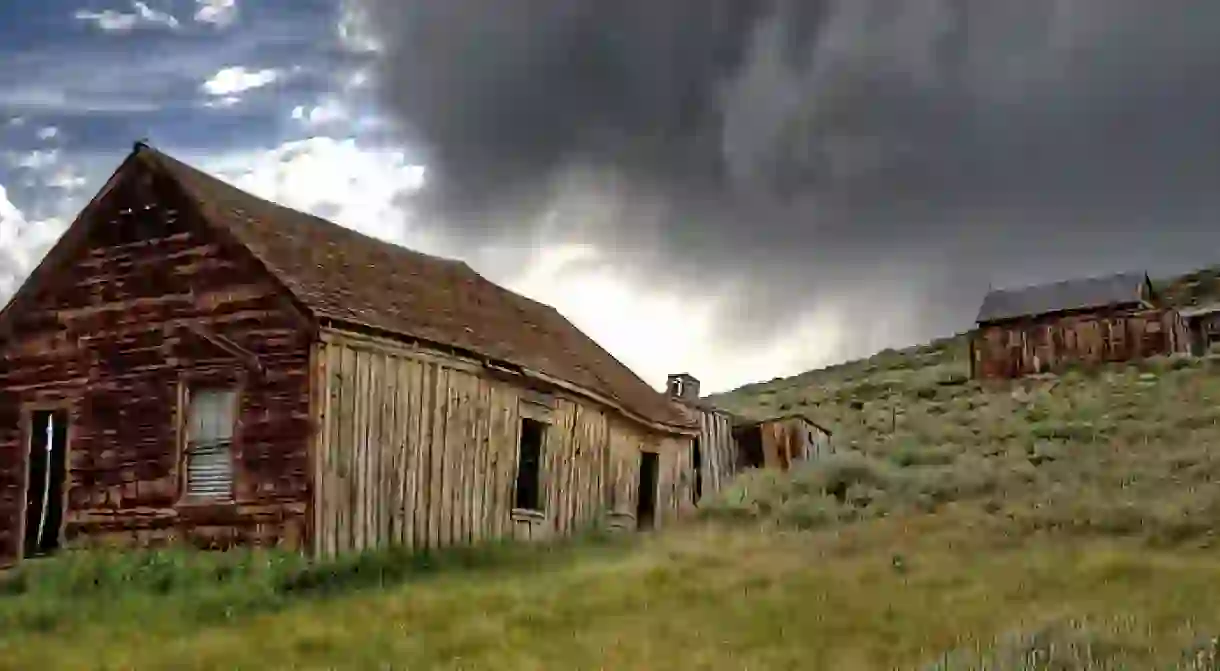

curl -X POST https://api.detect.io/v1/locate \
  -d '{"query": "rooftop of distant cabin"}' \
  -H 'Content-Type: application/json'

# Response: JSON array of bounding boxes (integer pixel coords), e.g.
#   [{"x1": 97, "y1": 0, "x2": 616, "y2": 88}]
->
[{"x1": 975, "y1": 271, "x2": 1153, "y2": 325}]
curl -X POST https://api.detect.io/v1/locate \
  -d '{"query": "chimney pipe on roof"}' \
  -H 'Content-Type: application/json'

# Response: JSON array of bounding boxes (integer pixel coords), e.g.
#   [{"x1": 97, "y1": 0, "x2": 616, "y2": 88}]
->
[{"x1": 666, "y1": 373, "x2": 700, "y2": 402}]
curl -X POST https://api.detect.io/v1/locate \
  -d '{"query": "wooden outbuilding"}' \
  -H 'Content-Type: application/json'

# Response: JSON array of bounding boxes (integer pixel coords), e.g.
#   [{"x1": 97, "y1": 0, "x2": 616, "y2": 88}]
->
[
  {"x1": 662, "y1": 373, "x2": 739, "y2": 505},
  {"x1": 970, "y1": 271, "x2": 1188, "y2": 380},
  {"x1": 733, "y1": 414, "x2": 833, "y2": 472},
  {"x1": 0, "y1": 143, "x2": 701, "y2": 565},
  {"x1": 1178, "y1": 303, "x2": 1220, "y2": 356}
]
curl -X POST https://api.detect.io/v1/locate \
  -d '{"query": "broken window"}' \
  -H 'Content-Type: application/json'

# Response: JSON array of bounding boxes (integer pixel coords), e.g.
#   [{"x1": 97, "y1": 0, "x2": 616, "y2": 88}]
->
[
  {"x1": 184, "y1": 387, "x2": 237, "y2": 501},
  {"x1": 514, "y1": 418, "x2": 546, "y2": 512},
  {"x1": 24, "y1": 408, "x2": 69, "y2": 558},
  {"x1": 668, "y1": 377, "x2": 684, "y2": 398}
]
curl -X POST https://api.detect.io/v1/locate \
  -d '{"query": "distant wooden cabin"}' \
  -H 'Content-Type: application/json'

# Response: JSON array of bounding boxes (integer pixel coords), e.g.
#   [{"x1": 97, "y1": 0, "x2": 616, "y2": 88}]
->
[
  {"x1": 1178, "y1": 303, "x2": 1220, "y2": 356},
  {"x1": 662, "y1": 373, "x2": 738, "y2": 505},
  {"x1": 971, "y1": 271, "x2": 1188, "y2": 379},
  {"x1": 733, "y1": 414, "x2": 833, "y2": 472},
  {"x1": 0, "y1": 143, "x2": 702, "y2": 566}
]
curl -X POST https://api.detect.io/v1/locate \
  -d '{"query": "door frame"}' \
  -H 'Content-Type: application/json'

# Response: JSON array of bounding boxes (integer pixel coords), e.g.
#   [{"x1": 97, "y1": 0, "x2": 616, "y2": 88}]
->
[{"x1": 18, "y1": 401, "x2": 74, "y2": 560}]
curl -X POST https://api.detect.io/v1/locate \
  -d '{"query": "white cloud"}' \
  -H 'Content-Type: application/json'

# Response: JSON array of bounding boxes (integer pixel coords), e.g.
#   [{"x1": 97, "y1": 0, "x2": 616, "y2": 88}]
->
[
  {"x1": 201, "y1": 66, "x2": 280, "y2": 97},
  {"x1": 199, "y1": 136, "x2": 432, "y2": 249},
  {"x1": 291, "y1": 99, "x2": 348, "y2": 127},
  {"x1": 73, "y1": 1, "x2": 180, "y2": 33},
  {"x1": 479, "y1": 242, "x2": 842, "y2": 394},
  {"x1": 7, "y1": 117, "x2": 25, "y2": 127},
  {"x1": 194, "y1": 0, "x2": 236, "y2": 27},
  {"x1": 36, "y1": 126, "x2": 58, "y2": 141},
  {"x1": 0, "y1": 185, "x2": 65, "y2": 304},
  {"x1": 47, "y1": 168, "x2": 87, "y2": 191},
  {"x1": 337, "y1": 0, "x2": 382, "y2": 53},
  {"x1": 11, "y1": 149, "x2": 60, "y2": 171},
  {"x1": 203, "y1": 95, "x2": 241, "y2": 109}
]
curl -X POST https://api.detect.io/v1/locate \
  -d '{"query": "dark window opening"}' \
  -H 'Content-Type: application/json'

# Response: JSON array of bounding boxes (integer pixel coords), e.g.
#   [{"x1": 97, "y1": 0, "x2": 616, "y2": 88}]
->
[
  {"x1": 736, "y1": 426, "x2": 765, "y2": 469},
  {"x1": 24, "y1": 409, "x2": 69, "y2": 558},
  {"x1": 691, "y1": 438, "x2": 703, "y2": 505},
  {"x1": 514, "y1": 418, "x2": 546, "y2": 512},
  {"x1": 636, "y1": 451, "x2": 659, "y2": 530}
]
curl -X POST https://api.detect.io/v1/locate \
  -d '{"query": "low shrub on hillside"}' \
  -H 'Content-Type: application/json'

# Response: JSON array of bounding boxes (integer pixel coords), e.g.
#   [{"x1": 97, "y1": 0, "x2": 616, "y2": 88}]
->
[{"x1": 701, "y1": 451, "x2": 1011, "y2": 529}]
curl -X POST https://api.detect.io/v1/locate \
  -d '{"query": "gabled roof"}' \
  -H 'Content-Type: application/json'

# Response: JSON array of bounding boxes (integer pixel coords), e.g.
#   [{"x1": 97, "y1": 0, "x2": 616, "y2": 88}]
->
[
  {"x1": 2, "y1": 143, "x2": 695, "y2": 431},
  {"x1": 976, "y1": 271, "x2": 1152, "y2": 324}
]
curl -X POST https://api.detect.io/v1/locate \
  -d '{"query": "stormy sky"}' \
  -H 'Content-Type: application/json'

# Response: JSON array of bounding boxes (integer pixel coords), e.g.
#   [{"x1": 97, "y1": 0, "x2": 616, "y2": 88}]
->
[
  {"x1": 2, "y1": 1, "x2": 1220, "y2": 393},
  {"x1": 353, "y1": 0, "x2": 1220, "y2": 367}
]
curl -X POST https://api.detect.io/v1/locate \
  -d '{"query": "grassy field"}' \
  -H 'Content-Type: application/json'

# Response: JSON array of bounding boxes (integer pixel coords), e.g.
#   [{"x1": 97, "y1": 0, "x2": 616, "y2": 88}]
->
[{"x1": 13, "y1": 325, "x2": 1220, "y2": 668}]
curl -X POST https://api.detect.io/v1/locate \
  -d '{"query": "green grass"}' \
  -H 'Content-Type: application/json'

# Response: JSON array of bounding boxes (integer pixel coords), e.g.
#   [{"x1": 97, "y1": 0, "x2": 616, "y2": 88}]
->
[
  {"x1": 18, "y1": 303, "x2": 1220, "y2": 668},
  {"x1": 9, "y1": 521, "x2": 1220, "y2": 669}
]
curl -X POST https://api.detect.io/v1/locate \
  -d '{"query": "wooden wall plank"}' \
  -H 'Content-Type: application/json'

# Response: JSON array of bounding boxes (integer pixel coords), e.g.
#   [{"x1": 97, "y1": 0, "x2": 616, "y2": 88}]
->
[
  {"x1": 413, "y1": 361, "x2": 435, "y2": 551},
  {"x1": 383, "y1": 354, "x2": 402, "y2": 547},
  {"x1": 473, "y1": 377, "x2": 491, "y2": 543}
]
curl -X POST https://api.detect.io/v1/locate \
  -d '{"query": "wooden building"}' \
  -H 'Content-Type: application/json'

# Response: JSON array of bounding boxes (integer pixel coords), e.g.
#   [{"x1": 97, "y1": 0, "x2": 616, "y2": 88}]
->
[
  {"x1": 1178, "y1": 303, "x2": 1220, "y2": 356},
  {"x1": 0, "y1": 143, "x2": 702, "y2": 565},
  {"x1": 663, "y1": 373, "x2": 738, "y2": 504},
  {"x1": 971, "y1": 271, "x2": 1188, "y2": 380},
  {"x1": 733, "y1": 414, "x2": 833, "y2": 472}
]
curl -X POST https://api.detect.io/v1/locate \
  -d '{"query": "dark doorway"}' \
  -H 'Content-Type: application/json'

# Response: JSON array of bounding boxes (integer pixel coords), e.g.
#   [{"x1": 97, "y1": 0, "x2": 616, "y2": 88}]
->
[
  {"x1": 735, "y1": 426, "x2": 765, "y2": 469},
  {"x1": 514, "y1": 418, "x2": 546, "y2": 512},
  {"x1": 23, "y1": 408, "x2": 69, "y2": 558},
  {"x1": 691, "y1": 438, "x2": 703, "y2": 505},
  {"x1": 636, "y1": 451, "x2": 659, "y2": 530}
]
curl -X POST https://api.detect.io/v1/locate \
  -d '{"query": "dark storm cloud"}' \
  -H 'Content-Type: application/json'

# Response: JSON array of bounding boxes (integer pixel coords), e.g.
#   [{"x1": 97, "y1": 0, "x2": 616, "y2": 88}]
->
[{"x1": 357, "y1": 0, "x2": 1220, "y2": 363}]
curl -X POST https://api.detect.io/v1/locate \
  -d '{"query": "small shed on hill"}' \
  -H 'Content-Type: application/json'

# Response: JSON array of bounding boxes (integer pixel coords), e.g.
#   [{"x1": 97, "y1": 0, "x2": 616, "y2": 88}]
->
[
  {"x1": 733, "y1": 414, "x2": 833, "y2": 472},
  {"x1": 971, "y1": 271, "x2": 1188, "y2": 379},
  {"x1": 663, "y1": 373, "x2": 739, "y2": 505},
  {"x1": 0, "y1": 142, "x2": 700, "y2": 566}
]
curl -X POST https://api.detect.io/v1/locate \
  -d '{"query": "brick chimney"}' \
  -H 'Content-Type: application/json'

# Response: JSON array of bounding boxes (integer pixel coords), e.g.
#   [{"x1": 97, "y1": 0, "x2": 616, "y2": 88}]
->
[{"x1": 666, "y1": 373, "x2": 700, "y2": 402}]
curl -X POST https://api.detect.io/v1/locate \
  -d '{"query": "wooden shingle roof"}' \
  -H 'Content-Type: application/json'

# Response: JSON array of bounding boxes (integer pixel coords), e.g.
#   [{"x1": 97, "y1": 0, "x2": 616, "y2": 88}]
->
[
  {"x1": 975, "y1": 271, "x2": 1153, "y2": 324},
  {"x1": 138, "y1": 146, "x2": 694, "y2": 430}
]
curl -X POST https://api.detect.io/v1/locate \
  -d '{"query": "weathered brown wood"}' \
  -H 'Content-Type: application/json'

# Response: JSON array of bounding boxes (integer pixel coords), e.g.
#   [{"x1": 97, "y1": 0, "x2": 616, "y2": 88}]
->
[
  {"x1": 972, "y1": 306, "x2": 1189, "y2": 380},
  {"x1": 0, "y1": 169, "x2": 314, "y2": 564},
  {"x1": 308, "y1": 329, "x2": 702, "y2": 555}
]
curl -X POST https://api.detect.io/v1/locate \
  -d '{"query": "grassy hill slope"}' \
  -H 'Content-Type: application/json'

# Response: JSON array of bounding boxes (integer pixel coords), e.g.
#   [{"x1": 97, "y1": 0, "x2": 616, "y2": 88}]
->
[{"x1": 707, "y1": 335, "x2": 1220, "y2": 544}]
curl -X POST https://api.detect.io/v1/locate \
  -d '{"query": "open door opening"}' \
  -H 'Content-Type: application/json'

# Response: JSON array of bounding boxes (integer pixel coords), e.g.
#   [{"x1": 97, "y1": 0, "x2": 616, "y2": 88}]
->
[
  {"x1": 23, "y1": 408, "x2": 69, "y2": 559},
  {"x1": 736, "y1": 426, "x2": 765, "y2": 469},
  {"x1": 691, "y1": 438, "x2": 703, "y2": 505},
  {"x1": 636, "y1": 451, "x2": 659, "y2": 530}
]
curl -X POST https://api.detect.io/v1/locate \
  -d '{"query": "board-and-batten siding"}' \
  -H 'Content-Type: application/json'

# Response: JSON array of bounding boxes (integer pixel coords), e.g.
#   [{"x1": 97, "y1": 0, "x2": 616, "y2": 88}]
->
[
  {"x1": 695, "y1": 409, "x2": 737, "y2": 501},
  {"x1": 311, "y1": 328, "x2": 693, "y2": 559}
]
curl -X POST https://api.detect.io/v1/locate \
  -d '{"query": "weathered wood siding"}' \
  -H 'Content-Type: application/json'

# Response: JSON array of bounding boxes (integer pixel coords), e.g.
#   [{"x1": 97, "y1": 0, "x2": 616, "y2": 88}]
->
[
  {"x1": 312, "y1": 329, "x2": 692, "y2": 558},
  {"x1": 736, "y1": 418, "x2": 834, "y2": 472},
  {"x1": 0, "y1": 168, "x2": 313, "y2": 563},
  {"x1": 1186, "y1": 312, "x2": 1220, "y2": 356},
  {"x1": 972, "y1": 307, "x2": 1188, "y2": 380},
  {"x1": 694, "y1": 409, "x2": 737, "y2": 501}
]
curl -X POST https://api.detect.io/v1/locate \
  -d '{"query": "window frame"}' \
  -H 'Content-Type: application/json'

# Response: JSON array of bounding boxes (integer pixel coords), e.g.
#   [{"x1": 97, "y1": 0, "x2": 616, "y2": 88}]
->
[{"x1": 176, "y1": 372, "x2": 244, "y2": 506}]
